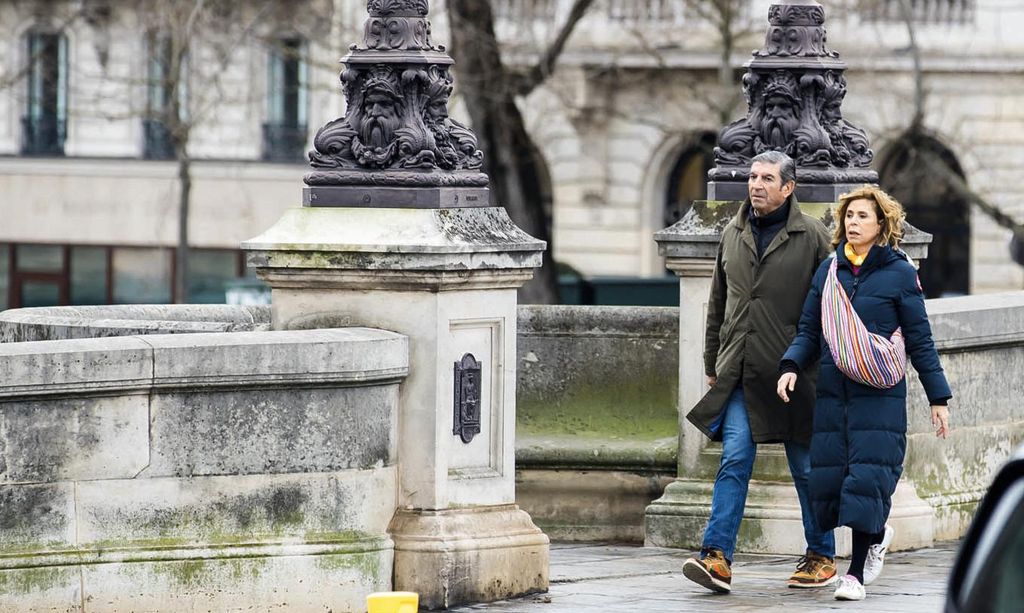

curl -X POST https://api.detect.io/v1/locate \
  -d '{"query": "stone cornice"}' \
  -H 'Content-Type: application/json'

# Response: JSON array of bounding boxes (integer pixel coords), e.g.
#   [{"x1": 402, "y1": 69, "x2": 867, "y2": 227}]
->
[{"x1": 0, "y1": 329, "x2": 409, "y2": 399}]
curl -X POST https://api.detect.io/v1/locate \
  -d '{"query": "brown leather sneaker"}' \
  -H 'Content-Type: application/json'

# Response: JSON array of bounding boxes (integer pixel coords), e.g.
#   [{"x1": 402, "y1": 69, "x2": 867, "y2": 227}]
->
[
  {"x1": 682, "y1": 548, "x2": 732, "y2": 593},
  {"x1": 788, "y1": 550, "x2": 838, "y2": 588}
]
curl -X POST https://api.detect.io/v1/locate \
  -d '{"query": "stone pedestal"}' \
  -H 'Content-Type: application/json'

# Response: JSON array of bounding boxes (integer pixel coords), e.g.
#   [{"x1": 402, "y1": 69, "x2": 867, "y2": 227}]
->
[
  {"x1": 646, "y1": 200, "x2": 937, "y2": 555},
  {"x1": 243, "y1": 205, "x2": 549, "y2": 609}
]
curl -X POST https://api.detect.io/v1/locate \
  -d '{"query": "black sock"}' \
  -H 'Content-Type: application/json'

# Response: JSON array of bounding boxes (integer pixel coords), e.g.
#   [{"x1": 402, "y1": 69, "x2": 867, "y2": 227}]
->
[{"x1": 847, "y1": 530, "x2": 872, "y2": 584}]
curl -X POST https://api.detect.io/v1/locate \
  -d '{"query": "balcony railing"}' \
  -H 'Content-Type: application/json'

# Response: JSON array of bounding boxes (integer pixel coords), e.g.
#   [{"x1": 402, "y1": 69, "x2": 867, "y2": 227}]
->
[
  {"x1": 262, "y1": 122, "x2": 308, "y2": 163},
  {"x1": 491, "y1": 0, "x2": 751, "y2": 25},
  {"x1": 143, "y1": 119, "x2": 176, "y2": 160},
  {"x1": 860, "y1": 0, "x2": 975, "y2": 24},
  {"x1": 20, "y1": 115, "x2": 66, "y2": 156}
]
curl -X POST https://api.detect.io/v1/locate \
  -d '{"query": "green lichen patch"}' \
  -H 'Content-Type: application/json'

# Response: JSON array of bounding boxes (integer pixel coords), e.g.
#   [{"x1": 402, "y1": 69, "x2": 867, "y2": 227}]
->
[
  {"x1": 0, "y1": 566, "x2": 75, "y2": 596},
  {"x1": 518, "y1": 370, "x2": 677, "y2": 441},
  {"x1": 313, "y1": 550, "x2": 385, "y2": 581}
]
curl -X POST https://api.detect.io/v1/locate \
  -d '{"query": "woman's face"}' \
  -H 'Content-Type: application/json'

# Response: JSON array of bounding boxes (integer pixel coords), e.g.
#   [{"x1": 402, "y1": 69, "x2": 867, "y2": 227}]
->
[{"x1": 844, "y1": 198, "x2": 882, "y2": 253}]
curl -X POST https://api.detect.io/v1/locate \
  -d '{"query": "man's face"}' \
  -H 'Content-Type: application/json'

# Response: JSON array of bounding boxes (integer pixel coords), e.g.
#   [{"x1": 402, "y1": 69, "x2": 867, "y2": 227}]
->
[{"x1": 748, "y1": 161, "x2": 794, "y2": 215}]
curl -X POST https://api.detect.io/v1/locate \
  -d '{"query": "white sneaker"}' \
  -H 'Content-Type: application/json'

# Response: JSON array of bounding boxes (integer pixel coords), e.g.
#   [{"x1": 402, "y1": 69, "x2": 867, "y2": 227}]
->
[
  {"x1": 863, "y1": 524, "x2": 895, "y2": 585},
  {"x1": 834, "y1": 574, "x2": 866, "y2": 601}
]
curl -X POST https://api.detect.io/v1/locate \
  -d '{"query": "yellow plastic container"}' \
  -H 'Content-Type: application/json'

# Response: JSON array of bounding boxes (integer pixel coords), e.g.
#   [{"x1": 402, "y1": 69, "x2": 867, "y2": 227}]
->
[{"x1": 366, "y1": 591, "x2": 419, "y2": 613}]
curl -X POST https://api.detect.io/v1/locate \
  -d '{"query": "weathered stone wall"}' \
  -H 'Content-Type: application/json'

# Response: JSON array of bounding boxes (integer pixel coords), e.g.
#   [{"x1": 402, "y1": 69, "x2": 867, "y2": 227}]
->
[
  {"x1": 515, "y1": 305, "x2": 679, "y2": 542},
  {"x1": 515, "y1": 296, "x2": 1024, "y2": 546},
  {"x1": 3, "y1": 296, "x2": 1021, "y2": 552},
  {"x1": 904, "y1": 293, "x2": 1024, "y2": 539},
  {"x1": 0, "y1": 327, "x2": 407, "y2": 612}
]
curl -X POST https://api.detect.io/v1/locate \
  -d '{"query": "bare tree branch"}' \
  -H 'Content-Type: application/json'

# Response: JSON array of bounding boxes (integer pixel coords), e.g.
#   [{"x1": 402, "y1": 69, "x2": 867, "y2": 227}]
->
[
  {"x1": 512, "y1": 0, "x2": 596, "y2": 97},
  {"x1": 895, "y1": 0, "x2": 925, "y2": 130}
]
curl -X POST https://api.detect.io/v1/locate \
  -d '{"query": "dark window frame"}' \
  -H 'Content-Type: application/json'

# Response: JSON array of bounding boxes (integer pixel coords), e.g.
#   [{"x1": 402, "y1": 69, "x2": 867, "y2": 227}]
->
[
  {"x1": 22, "y1": 30, "x2": 68, "y2": 156},
  {"x1": 0, "y1": 243, "x2": 247, "y2": 308},
  {"x1": 262, "y1": 37, "x2": 308, "y2": 163},
  {"x1": 143, "y1": 30, "x2": 177, "y2": 160}
]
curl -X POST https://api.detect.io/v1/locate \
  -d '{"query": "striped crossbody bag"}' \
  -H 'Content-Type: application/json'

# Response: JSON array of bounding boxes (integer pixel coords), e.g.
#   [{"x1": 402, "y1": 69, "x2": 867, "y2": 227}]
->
[{"x1": 821, "y1": 257, "x2": 906, "y2": 389}]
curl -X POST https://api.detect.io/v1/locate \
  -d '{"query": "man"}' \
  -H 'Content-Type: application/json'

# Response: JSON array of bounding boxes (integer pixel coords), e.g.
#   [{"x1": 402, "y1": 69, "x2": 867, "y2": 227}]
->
[{"x1": 681, "y1": 150, "x2": 835, "y2": 593}]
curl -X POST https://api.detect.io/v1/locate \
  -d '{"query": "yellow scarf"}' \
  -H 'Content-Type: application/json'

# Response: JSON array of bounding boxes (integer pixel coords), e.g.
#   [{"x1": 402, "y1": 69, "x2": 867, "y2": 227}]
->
[{"x1": 844, "y1": 242, "x2": 868, "y2": 267}]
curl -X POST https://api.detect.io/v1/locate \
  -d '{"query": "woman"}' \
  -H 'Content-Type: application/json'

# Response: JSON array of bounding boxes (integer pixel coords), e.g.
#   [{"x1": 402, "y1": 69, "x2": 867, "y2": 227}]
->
[{"x1": 775, "y1": 185, "x2": 951, "y2": 601}]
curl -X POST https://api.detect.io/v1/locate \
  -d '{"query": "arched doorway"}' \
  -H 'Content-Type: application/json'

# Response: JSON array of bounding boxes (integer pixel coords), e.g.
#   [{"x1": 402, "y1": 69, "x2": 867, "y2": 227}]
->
[
  {"x1": 877, "y1": 132, "x2": 970, "y2": 298},
  {"x1": 664, "y1": 131, "x2": 716, "y2": 228}
]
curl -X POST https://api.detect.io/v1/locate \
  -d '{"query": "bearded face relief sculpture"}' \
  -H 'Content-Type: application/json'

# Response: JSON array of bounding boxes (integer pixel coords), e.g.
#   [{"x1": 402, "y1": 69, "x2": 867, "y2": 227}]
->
[
  {"x1": 760, "y1": 94, "x2": 801, "y2": 152},
  {"x1": 305, "y1": 0, "x2": 489, "y2": 187},
  {"x1": 818, "y1": 71, "x2": 873, "y2": 168},
  {"x1": 709, "y1": 2, "x2": 877, "y2": 188},
  {"x1": 422, "y1": 68, "x2": 483, "y2": 170},
  {"x1": 352, "y1": 77, "x2": 404, "y2": 167}
]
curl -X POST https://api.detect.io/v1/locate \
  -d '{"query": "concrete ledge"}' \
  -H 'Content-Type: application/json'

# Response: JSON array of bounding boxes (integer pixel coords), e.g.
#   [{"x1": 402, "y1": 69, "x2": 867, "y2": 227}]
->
[
  {"x1": 0, "y1": 327, "x2": 408, "y2": 398},
  {"x1": 927, "y1": 292, "x2": 1024, "y2": 351},
  {"x1": 0, "y1": 304, "x2": 271, "y2": 342},
  {"x1": 517, "y1": 469, "x2": 673, "y2": 542},
  {"x1": 517, "y1": 435, "x2": 676, "y2": 473}
]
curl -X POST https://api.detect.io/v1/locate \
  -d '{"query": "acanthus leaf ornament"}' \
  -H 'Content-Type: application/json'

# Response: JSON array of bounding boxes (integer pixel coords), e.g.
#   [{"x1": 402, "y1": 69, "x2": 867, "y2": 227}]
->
[
  {"x1": 305, "y1": 0, "x2": 487, "y2": 191},
  {"x1": 711, "y1": 0, "x2": 877, "y2": 187}
]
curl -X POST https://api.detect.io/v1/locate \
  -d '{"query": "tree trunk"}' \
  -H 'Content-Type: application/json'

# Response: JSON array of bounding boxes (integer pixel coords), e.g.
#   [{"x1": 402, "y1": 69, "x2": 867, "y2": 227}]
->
[
  {"x1": 446, "y1": 0, "x2": 559, "y2": 304},
  {"x1": 175, "y1": 155, "x2": 191, "y2": 303}
]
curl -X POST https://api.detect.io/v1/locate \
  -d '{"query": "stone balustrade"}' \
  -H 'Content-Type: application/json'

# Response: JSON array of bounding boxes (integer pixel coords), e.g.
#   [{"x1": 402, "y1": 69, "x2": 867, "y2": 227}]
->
[
  {"x1": 2, "y1": 295, "x2": 1021, "y2": 558},
  {"x1": 0, "y1": 327, "x2": 407, "y2": 611}
]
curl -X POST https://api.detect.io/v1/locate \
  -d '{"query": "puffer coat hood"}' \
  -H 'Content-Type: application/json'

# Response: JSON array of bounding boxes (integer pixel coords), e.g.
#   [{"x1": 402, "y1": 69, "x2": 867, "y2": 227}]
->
[{"x1": 782, "y1": 241, "x2": 951, "y2": 533}]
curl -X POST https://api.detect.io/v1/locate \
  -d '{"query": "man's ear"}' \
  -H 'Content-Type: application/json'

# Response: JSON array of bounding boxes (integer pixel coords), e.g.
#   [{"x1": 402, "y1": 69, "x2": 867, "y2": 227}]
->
[{"x1": 781, "y1": 180, "x2": 795, "y2": 198}]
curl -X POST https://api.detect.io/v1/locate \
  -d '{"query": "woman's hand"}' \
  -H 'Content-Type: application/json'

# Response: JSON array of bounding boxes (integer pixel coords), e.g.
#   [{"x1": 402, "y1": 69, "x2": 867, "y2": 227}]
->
[
  {"x1": 777, "y1": 373, "x2": 797, "y2": 403},
  {"x1": 931, "y1": 405, "x2": 950, "y2": 439}
]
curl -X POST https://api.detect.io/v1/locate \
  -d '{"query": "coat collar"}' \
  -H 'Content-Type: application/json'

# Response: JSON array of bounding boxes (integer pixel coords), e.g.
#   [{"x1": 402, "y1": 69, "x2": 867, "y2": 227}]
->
[
  {"x1": 736, "y1": 193, "x2": 807, "y2": 260},
  {"x1": 835, "y1": 241, "x2": 901, "y2": 274},
  {"x1": 736, "y1": 193, "x2": 807, "y2": 234}
]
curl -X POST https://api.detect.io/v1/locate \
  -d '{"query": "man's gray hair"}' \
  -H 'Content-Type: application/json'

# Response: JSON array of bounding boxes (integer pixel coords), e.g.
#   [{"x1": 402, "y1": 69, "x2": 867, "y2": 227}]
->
[{"x1": 751, "y1": 150, "x2": 796, "y2": 185}]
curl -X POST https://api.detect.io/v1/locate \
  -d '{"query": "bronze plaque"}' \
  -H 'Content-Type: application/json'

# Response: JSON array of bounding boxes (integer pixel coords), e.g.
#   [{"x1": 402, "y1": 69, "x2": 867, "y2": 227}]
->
[{"x1": 453, "y1": 353, "x2": 482, "y2": 444}]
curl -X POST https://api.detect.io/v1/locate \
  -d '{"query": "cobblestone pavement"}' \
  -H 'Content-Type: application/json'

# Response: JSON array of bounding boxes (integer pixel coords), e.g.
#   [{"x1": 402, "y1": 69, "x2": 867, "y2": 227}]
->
[{"x1": 453, "y1": 542, "x2": 957, "y2": 612}]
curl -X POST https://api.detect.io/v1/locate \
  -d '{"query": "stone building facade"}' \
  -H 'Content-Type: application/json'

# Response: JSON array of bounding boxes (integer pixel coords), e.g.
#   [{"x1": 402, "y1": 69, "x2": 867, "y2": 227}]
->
[
  {"x1": 487, "y1": 0, "x2": 1024, "y2": 297},
  {"x1": 1, "y1": 0, "x2": 1021, "y2": 307}
]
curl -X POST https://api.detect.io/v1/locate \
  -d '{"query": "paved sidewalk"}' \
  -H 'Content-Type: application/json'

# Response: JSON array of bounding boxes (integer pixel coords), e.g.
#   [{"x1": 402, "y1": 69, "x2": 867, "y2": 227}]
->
[{"x1": 454, "y1": 542, "x2": 956, "y2": 612}]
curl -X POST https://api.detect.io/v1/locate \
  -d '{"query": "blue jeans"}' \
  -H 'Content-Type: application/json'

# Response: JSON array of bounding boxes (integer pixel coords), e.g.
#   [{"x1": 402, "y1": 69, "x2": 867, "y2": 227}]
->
[{"x1": 701, "y1": 387, "x2": 835, "y2": 562}]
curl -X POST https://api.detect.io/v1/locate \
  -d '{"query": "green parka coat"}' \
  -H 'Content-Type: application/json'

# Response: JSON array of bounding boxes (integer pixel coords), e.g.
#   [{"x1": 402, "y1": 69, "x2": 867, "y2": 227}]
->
[{"x1": 689, "y1": 195, "x2": 832, "y2": 445}]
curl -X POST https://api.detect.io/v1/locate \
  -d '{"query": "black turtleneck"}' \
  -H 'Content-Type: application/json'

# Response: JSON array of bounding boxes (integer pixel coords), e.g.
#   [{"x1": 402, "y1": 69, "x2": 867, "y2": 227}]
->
[{"x1": 749, "y1": 200, "x2": 790, "y2": 259}]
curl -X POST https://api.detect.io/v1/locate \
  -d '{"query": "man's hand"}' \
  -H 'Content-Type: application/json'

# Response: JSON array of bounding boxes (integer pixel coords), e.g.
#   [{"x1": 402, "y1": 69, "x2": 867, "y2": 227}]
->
[
  {"x1": 931, "y1": 406, "x2": 950, "y2": 439},
  {"x1": 777, "y1": 373, "x2": 797, "y2": 403},
  {"x1": 706, "y1": 375, "x2": 717, "y2": 388}
]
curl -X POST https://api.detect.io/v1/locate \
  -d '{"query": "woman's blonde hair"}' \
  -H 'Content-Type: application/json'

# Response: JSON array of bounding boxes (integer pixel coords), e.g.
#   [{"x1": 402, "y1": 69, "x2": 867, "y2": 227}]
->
[{"x1": 831, "y1": 185, "x2": 906, "y2": 248}]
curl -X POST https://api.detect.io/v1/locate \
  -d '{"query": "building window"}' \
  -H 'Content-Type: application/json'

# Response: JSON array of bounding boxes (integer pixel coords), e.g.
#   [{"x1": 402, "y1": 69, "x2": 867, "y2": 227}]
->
[
  {"x1": 10, "y1": 244, "x2": 67, "y2": 308},
  {"x1": 878, "y1": 133, "x2": 970, "y2": 297},
  {"x1": 0, "y1": 244, "x2": 249, "y2": 308},
  {"x1": 861, "y1": 0, "x2": 975, "y2": 25},
  {"x1": 263, "y1": 38, "x2": 308, "y2": 162},
  {"x1": 664, "y1": 132, "x2": 716, "y2": 229},
  {"x1": 70, "y1": 246, "x2": 110, "y2": 305},
  {"x1": 187, "y1": 249, "x2": 242, "y2": 303},
  {"x1": 112, "y1": 247, "x2": 174, "y2": 304},
  {"x1": 143, "y1": 31, "x2": 177, "y2": 160},
  {"x1": 22, "y1": 31, "x2": 68, "y2": 156}
]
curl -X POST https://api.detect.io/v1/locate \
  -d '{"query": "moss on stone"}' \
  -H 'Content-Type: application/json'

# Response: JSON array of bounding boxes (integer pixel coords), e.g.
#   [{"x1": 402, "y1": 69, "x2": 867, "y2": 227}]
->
[
  {"x1": 737, "y1": 518, "x2": 765, "y2": 549},
  {"x1": 0, "y1": 566, "x2": 73, "y2": 596},
  {"x1": 313, "y1": 550, "x2": 384, "y2": 581},
  {"x1": 518, "y1": 370, "x2": 677, "y2": 441}
]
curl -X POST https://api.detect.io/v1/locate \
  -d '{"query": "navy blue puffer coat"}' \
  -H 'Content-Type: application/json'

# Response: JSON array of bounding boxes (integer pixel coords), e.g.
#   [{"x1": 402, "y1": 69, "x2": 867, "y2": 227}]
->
[{"x1": 781, "y1": 242, "x2": 951, "y2": 534}]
